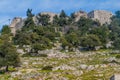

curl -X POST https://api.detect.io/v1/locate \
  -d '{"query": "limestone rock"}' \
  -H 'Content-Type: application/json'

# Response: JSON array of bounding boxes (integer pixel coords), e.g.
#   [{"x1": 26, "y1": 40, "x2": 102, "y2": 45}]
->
[
  {"x1": 21, "y1": 73, "x2": 40, "y2": 80},
  {"x1": 87, "y1": 65, "x2": 95, "y2": 71},
  {"x1": 74, "y1": 11, "x2": 87, "y2": 22},
  {"x1": 40, "y1": 12, "x2": 57, "y2": 22},
  {"x1": 33, "y1": 16, "x2": 39, "y2": 25},
  {"x1": 110, "y1": 74, "x2": 120, "y2": 80},
  {"x1": 9, "y1": 17, "x2": 25, "y2": 35},
  {"x1": 17, "y1": 49, "x2": 25, "y2": 54},
  {"x1": 79, "y1": 64, "x2": 88, "y2": 70},
  {"x1": 33, "y1": 12, "x2": 57, "y2": 25},
  {"x1": 11, "y1": 71, "x2": 22, "y2": 77},
  {"x1": 73, "y1": 71, "x2": 83, "y2": 76},
  {"x1": 53, "y1": 65, "x2": 76, "y2": 71},
  {"x1": 106, "y1": 57, "x2": 116, "y2": 63}
]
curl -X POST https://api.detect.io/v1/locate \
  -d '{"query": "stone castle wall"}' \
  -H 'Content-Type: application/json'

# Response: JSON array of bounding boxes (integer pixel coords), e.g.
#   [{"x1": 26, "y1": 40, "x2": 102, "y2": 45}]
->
[
  {"x1": 88, "y1": 10, "x2": 113, "y2": 25},
  {"x1": 9, "y1": 10, "x2": 113, "y2": 35}
]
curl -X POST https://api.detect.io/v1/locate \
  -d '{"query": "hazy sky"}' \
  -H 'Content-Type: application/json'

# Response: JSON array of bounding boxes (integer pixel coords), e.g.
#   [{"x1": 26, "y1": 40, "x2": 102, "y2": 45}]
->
[{"x1": 0, "y1": 0, "x2": 120, "y2": 29}]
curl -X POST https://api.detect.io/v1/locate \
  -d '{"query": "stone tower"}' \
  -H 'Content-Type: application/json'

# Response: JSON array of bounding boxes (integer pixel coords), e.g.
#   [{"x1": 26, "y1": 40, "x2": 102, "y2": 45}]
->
[{"x1": 88, "y1": 10, "x2": 113, "y2": 25}]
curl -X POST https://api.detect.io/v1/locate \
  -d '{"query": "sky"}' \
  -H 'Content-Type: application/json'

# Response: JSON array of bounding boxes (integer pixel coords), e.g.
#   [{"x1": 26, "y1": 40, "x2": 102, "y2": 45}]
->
[{"x1": 0, "y1": 0, "x2": 120, "y2": 29}]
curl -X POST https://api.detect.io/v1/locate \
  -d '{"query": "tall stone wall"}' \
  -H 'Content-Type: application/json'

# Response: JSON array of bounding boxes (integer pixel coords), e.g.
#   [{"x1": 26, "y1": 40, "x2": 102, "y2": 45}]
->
[{"x1": 88, "y1": 10, "x2": 113, "y2": 25}]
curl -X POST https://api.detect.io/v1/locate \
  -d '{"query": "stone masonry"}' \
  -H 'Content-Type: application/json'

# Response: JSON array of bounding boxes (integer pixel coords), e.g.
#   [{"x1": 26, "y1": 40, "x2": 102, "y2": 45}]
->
[{"x1": 88, "y1": 10, "x2": 113, "y2": 25}]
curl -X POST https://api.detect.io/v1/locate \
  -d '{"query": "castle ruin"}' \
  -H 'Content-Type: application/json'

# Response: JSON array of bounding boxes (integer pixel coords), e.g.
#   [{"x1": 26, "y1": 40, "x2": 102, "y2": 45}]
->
[
  {"x1": 9, "y1": 10, "x2": 113, "y2": 35},
  {"x1": 88, "y1": 10, "x2": 113, "y2": 25}
]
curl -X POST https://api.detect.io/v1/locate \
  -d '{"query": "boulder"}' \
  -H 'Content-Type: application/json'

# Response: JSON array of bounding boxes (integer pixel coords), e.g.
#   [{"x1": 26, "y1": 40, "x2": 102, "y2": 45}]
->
[
  {"x1": 74, "y1": 11, "x2": 87, "y2": 22},
  {"x1": 9, "y1": 17, "x2": 25, "y2": 35},
  {"x1": 53, "y1": 65, "x2": 76, "y2": 71},
  {"x1": 110, "y1": 74, "x2": 120, "y2": 80},
  {"x1": 79, "y1": 64, "x2": 88, "y2": 70}
]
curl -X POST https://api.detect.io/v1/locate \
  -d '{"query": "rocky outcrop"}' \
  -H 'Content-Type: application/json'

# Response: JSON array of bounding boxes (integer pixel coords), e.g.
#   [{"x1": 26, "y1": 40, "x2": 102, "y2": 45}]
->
[
  {"x1": 40, "y1": 12, "x2": 57, "y2": 22},
  {"x1": 33, "y1": 12, "x2": 57, "y2": 25},
  {"x1": 88, "y1": 10, "x2": 113, "y2": 25},
  {"x1": 74, "y1": 11, "x2": 87, "y2": 22},
  {"x1": 9, "y1": 17, "x2": 25, "y2": 35}
]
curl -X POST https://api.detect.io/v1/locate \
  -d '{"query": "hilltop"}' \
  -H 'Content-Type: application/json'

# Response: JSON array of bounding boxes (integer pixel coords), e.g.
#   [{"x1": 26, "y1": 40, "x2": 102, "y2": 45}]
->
[
  {"x1": 5, "y1": 9, "x2": 120, "y2": 52},
  {"x1": 10, "y1": 10, "x2": 113, "y2": 35}
]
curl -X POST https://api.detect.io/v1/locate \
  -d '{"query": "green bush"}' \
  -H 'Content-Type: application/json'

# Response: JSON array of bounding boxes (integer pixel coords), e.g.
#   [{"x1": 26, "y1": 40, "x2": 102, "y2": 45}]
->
[
  {"x1": 22, "y1": 53, "x2": 48, "y2": 57},
  {"x1": 42, "y1": 66, "x2": 53, "y2": 71},
  {"x1": 116, "y1": 54, "x2": 120, "y2": 58},
  {"x1": 22, "y1": 53, "x2": 32, "y2": 57},
  {"x1": 33, "y1": 44, "x2": 46, "y2": 52},
  {"x1": 38, "y1": 54, "x2": 48, "y2": 57}
]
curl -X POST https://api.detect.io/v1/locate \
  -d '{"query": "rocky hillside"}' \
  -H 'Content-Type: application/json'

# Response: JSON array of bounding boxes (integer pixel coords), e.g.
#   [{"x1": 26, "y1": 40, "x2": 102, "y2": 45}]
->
[{"x1": 0, "y1": 50, "x2": 120, "y2": 80}]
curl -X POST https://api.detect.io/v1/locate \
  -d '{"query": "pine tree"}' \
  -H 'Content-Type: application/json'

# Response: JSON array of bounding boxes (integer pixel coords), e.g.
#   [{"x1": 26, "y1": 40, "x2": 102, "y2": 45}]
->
[
  {"x1": 0, "y1": 34, "x2": 20, "y2": 72},
  {"x1": 23, "y1": 9, "x2": 35, "y2": 31}
]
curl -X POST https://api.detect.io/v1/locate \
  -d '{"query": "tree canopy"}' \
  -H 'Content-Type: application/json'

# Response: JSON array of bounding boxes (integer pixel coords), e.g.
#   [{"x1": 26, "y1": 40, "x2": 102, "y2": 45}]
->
[{"x1": 0, "y1": 34, "x2": 20, "y2": 71}]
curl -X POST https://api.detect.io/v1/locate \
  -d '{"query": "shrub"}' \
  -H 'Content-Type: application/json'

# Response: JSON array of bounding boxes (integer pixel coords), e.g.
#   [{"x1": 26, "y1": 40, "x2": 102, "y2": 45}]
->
[
  {"x1": 38, "y1": 54, "x2": 48, "y2": 57},
  {"x1": 22, "y1": 53, "x2": 32, "y2": 57},
  {"x1": 116, "y1": 54, "x2": 120, "y2": 58},
  {"x1": 42, "y1": 66, "x2": 53, "y2": 71}
]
